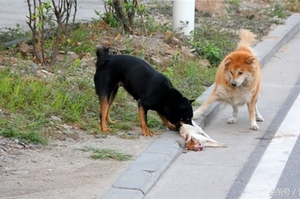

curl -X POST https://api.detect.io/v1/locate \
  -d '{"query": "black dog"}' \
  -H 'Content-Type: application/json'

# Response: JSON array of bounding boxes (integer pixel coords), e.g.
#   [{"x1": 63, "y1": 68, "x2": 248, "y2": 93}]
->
[{"x1": 94, "y1": 45, "x2": 193, "y2": 136}]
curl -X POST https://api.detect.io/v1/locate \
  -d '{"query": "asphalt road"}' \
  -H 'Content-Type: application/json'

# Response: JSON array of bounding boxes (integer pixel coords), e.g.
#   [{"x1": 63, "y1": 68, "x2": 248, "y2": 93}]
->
[{"x1": 0, "y1": 0, "x2": 105, "y2": 31}]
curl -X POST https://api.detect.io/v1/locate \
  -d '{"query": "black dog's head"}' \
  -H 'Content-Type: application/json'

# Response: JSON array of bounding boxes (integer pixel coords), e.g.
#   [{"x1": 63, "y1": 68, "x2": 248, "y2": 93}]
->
[{"x1": 164, "y1": 89, "x2": 194, "y2": 129}]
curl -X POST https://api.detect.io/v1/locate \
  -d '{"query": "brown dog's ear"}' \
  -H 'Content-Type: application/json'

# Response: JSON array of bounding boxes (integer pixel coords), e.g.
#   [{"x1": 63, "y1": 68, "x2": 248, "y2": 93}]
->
[
  {"x1": 224, "y1": 58, "x2": 232, "y2": 66},
  {"x1": 245, "y1": 56, "x2": 256, "y2": 65}
]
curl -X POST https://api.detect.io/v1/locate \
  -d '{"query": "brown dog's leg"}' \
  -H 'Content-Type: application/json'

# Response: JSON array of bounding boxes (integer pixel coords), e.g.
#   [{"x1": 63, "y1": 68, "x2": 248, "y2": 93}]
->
[
  {"x1": 157, "y1": 112, "x2": 176, "y2": 131},
  {"x1": 254, "y1": 98, "x2": 264, "y2": 122},
  {"x1": 247, "y1": 98, "x2": 259, "y2": 130},
  {"x1": 138, "y1": 104, "x2": 152, "y2": 137},
  {"x1": 193, "y1": 93, "x2": 218, "y2": 119},
  {"x1": 227, "y1": 105, "x2": 238, "y2": 124},
  {"x1": 99, "y1": 97, "x2": 110, "y2": 132}
]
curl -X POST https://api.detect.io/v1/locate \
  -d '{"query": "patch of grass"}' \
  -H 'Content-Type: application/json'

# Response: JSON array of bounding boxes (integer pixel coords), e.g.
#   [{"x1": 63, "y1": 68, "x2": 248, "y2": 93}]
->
[
  {"x1": 227, "y1": 0, "x2": 240, "y2": 7},
  {"x1": 144, "y1": 14, "x2": 171, "y2": 33},
  {"x1": 0, "y1": 118, "x2": 48, "y2": 145},
  {"x1": 80, "y1": 147, "x2": 132, "y2": 161},
  {"x1": 118, "y1": 133, "x2": 140, "y2": 139},
  {"x1": 67, "y1": 26, "x2": 98, "y2": 54},
  {"x1": 0, "y1": 70, "x2": 96, "y2": 122},
  {"x1": 189, "y1": 25, "x2": 236, "y2": 67},
  {"x1": 112, "y1": 122, "x2": 134, "y2": 132},
  {"x1": 161, "y1": 57, "x2": 216, "y2": 100},
  {"x1": 0, "y1": 66, "x2": 98, "y2": 144},
  {"x1": 270, "y1": 2, "x2": 288, "y2": 19}
]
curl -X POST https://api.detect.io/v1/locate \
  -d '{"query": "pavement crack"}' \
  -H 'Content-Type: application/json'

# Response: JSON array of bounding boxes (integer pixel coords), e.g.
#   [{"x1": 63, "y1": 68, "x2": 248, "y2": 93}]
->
[{"x1": 144, "y1": 170, "x2": 156, "y2": 178}]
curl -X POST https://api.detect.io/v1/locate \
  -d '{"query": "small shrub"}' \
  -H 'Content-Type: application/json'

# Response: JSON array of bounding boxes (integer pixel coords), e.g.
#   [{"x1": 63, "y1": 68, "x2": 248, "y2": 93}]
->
[{"x1": 196, "y1": 40, "x2": 221, "y2": 67}]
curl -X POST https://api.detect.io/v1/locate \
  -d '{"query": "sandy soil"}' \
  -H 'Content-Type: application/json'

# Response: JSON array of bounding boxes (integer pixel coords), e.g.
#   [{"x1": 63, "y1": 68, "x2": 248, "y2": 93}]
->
[{"x1": 0, "y1": 131, "x2": 156, "y2": 199}]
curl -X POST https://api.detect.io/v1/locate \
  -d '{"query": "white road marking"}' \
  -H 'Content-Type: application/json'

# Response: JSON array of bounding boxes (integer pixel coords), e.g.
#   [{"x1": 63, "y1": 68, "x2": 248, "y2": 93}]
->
[{"x1": 240, "y1": 93, "x2": 300, "y2": 199}]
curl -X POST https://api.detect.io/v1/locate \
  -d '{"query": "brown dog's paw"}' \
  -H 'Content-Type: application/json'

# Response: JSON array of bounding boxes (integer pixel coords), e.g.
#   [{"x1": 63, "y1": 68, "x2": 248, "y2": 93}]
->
[
  {"x1": 256, "y1": 115, "x2": 264, "y2": 122},
  {"x1": 101, "y1": 127, "x2": 111, "y2": 133},
  {"x1": 250, "y1": 123, "x2": 259, "y2": 130},
  {"x1": 143, "y1": 130, "x2": 153, "y2": 137}
]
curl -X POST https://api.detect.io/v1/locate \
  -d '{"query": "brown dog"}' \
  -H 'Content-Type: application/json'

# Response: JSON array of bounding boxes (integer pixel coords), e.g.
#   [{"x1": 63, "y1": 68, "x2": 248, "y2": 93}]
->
[{"x1": 193, "y1": 29, "x2": 264, "y2": 130}]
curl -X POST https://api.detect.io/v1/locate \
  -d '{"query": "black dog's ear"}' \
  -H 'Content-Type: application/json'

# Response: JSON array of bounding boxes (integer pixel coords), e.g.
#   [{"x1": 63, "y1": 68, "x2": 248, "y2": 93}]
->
[{"x1": 189, "y1": 99, "x2": 195, "y2": 104}]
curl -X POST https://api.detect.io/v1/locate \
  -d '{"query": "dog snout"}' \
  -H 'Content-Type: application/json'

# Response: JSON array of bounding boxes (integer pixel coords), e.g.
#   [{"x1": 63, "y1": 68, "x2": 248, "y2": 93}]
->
[
  {"x1": 231, "y1": 81, "x2": 237, "y2": 87},
  {"x1": 194, "y1": 144, "x2": 203, "y2": 151}
]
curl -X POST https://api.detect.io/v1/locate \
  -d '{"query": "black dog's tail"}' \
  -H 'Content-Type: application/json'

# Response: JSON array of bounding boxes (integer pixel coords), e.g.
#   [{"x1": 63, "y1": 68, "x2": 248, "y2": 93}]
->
[{"x1": 95, "y1": 45, "x2": 109, "y2": 67}]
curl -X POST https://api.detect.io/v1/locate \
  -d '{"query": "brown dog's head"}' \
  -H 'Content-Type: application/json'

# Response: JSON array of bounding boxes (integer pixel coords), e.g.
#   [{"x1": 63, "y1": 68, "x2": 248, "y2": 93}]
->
[{"x1": 223, "y1": 51, "x2": 258, "y2": 88}]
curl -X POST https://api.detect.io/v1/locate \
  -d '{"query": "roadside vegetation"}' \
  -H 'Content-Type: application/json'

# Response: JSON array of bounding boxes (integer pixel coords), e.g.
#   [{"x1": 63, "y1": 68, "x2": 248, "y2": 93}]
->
[
  {"x1": 79, "y1": 147, "x2": 132, "y2": 161},
  {"x1": 0, "y1": 0, "x2": 298, "y2": 145}
]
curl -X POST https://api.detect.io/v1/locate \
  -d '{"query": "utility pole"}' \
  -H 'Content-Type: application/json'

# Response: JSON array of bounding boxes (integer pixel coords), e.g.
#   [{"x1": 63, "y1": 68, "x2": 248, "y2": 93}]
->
[{"x1": 172, "y1": 0, "x2": 195, "y2": 36}]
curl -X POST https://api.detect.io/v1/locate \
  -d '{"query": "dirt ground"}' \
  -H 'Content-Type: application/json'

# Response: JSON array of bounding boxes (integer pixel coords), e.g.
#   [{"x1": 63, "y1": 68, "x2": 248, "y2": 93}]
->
[{"x1": 0, "y1": 129, "x2": 156, "y2": 199}]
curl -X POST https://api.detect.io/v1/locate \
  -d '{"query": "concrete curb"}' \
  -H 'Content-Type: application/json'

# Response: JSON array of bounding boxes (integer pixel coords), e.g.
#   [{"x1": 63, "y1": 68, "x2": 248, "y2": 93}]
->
[
  {"x1": 101, "y1": 13, "x2": 300, "y2": 199},
  {"x1": 101, "y1": 133, "x2": 183, "y2": 199}
]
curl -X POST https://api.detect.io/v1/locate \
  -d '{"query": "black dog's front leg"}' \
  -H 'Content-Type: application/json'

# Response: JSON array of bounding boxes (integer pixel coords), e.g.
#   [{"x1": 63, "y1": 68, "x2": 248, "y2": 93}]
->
[
  {"x1": 138, "y1": 101, "x2": 152, "y2": 137},
  {"x1": 156, "y1": 112, "x2": 177, "y2": 131}
]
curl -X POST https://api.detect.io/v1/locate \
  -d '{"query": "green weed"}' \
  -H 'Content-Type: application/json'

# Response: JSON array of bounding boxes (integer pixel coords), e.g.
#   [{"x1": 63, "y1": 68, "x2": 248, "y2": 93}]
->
[
  {"x1": 68, "y1": 27, "x2": 98, "y2": 54},
  {"x1": 227, "y1": 0, "x2": 240, "y2": 8},
  {"x1": 271, "y1": 2, "x2": 288, "y2": 19},
  {"x1": 196, "y1": 40, "x2": 221, "y2": 67},
  {"x1": 189, "y1": 26, "x2": 236, "y2": 67},
  {"x1": 165, "y1": 59, "x2": 216, "y2": 99},
  {"x1": 80, "y1": 147, "x2": 132, "y2": 161},
  {"x1": 0, "y1": 118, "x2": 48, "y2": 144},
  {"x1": 0, "y1": 66, "x2": 98, "y2": 144}
]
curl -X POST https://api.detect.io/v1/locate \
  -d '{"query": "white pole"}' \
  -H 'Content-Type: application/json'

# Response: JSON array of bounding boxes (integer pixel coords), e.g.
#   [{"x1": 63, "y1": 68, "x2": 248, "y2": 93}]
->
[{"x1": 172, "y1": 0, "x2": 195, "y2": 36}]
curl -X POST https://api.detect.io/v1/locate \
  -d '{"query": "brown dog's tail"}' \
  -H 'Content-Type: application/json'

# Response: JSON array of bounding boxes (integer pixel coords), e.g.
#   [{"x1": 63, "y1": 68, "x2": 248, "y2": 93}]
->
[
  {"x1": 236, "y1": 29, "x2": 257, "y2": 52},
  {"x1": 95, "y1": 45, "x2": 109, "y2": 67}
]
